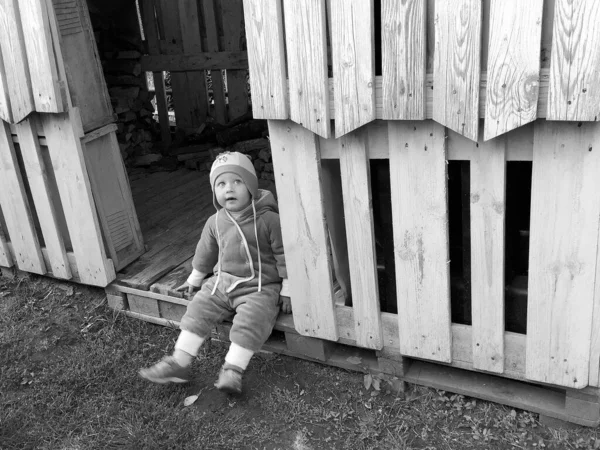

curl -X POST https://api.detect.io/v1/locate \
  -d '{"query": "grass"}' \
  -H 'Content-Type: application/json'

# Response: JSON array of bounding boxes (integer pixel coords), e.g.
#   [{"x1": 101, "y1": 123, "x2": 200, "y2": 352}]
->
[{"x1": 2, "y1": 274, "x2": 600, "y2": 449}]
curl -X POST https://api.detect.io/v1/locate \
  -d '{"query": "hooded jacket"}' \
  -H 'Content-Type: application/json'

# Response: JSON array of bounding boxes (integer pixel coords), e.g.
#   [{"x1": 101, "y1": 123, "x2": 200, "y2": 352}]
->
[{"x1": 191, "y1": 189, "x2": 287, "y2": 294}]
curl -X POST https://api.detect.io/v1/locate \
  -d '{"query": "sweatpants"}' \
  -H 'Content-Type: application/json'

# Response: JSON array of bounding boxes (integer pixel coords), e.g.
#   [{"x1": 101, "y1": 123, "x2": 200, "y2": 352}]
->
[{"x1": 180, "y1": 276, "x2": 281, "y2": 352}]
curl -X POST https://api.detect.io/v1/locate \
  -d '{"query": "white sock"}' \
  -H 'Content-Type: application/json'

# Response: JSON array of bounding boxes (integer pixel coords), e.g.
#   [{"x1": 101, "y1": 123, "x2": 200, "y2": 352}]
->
[
  {"x1": 224, "y1": 343, "x2": 254, "y2": 370},
  {"x1": 173, "y1": 330, "x2": 205, "y2": 367}
]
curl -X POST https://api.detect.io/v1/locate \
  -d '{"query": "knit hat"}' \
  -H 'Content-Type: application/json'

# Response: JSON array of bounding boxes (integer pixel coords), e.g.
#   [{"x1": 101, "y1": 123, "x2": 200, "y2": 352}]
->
[{"x1": 210, "y1": 151, "x2": 258, "y2": 209}]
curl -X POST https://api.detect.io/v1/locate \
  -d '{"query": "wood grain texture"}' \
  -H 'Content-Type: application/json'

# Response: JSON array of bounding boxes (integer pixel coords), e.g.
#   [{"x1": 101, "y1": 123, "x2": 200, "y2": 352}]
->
[
  {"x1": 242, "y1": 0, "x2": 287, "y2": 119},
  {"x1": 0, "y1": 120, "x2": 44, "y2": 273},
  {"x1": 177, "y1": 0, "x2": 209, "y2": 126},
  {"x1": 0, "y1": 33, "x2": 12, "y2": 122},
  {"x1": 433, "y1": 0, "x2": 482, "y2": 141},
  {"x1": 202, "y1": 0, "x2": 227, "y2": 124},
  {"x1": 330, "y1": 0, "x2": 375, "y2": 136},
  {"x1": 382, "y1": 0, "x2": 426, "y2": 120},
  {"x1": 338, "y1": 129, "x2": 382, "y2": 349},
  {"x1": 268, "y1": 120, "x2": 337, "y2": 340},
  {"x1": 18, "y1": 0, "x2": 64, "y2": 113},
  {"x1": 526, "y1": 121, "x2": 600, "y2": 388},
  {"x1": 283, "y1": 0, "x2": 330, "y2": 138},
  {"x1": 388, "y1": 120, "x2": 451, "y2": 362},
  {"x1": 470, "y1": 132, "x2": 506, "y2": 373},
  {"x1": 547, "y1": 0, "x2": 600, "y2": 121},
  {"x1": 0, "y1": 0, "x2": 35, "y2": 122},
  {"x1": 14, "y1": 116, "x2": 71, "y2": 279},
  {"x1": 221, "y1": 0, "x2": 249, "y2": 120},
  {"x1": 484, "y1": 0, "x2": 543, "y2": 140},
  {"x1": 41, "y1": 111, "x2": 115, "y2": 287},
  {"x1": 590, "y1": 220, "x2": 600, "y2": 387}
]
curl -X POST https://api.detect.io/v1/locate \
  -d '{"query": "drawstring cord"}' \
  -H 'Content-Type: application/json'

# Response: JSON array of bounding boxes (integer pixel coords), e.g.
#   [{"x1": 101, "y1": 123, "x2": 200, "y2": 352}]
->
[
  {"x1": 211, "y1": 209, "x2": 222, "y2": 295},
  {"x1": 252, "y1": 199, "x2": 262, "y2": 292}
]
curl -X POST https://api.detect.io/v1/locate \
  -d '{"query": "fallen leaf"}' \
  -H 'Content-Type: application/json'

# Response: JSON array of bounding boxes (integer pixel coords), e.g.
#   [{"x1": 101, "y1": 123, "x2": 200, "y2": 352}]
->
[
  {"x1": 372, "y1": 378, "x2": 381, "y2": 391},
  {"x1": 183, "y1": 395, "x2": 199, "y2": 407},
  {"x1": 364, "y1": 374, "x2": 372, "y2": 390},
  {"x1": 346, "y1": 356, "x2": 362, "y2": 365}
]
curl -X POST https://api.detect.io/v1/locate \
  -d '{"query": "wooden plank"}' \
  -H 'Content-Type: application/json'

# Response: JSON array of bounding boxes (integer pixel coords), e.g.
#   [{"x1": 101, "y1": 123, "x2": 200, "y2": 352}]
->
[
  {"x1": 221, "y1": 0, "x2": 249, "y2": 120},
  {"x1": 0, "y1": 34, "x2": 13, "y2": 122},
  {"x1": 388, "y1": 120, "x2": 451, "y2": 362},
  {"x1": 0, "y1": 0, "x2": 35, "y2": 122},
  {"x1": 149, "y1": 256, "x2": 193, "y2": 298},
  {"x1": 177, "y1": 0, "x2": 209, "y2": 126},
  {"x1": 14, "y1": 116, "x2": 71, "y2": 279},
  {"x1": 590, "y1": 220, "x2": 600, "y2": 387},
  {"x1": 547, "y1": 0, "x2": 600, "y2": 121},
  {"x1": 484, "y1": 0, "x2": 543, "y2": 140},
  {"x1": 41, "y1": 111, "x2": 115, "y2": 287},
  {"x1": 339, "y1": 129, "x2": 382, "y2": 349},
  {"x1": 283, "y1": 0, "x2": 330, "y2": 138},
  {"x1": 268, "y1": 119, "x2": 337, "y2": 340},
  {"x1": 330, "y1": 0, "x2": 375, "y2": 136},
  {"x1": 0, "y1": 216, "x2": 13, "y2": 267},
  {"x1": 242, "y1": 0, "x2": 287, "y2": 119},
  {"x1": 202, "y1": 0, "x2": 227, "y2": 124},
  {"x1": 139, "y1": 0, "x2": 171, "y2": 145},
  {"x1": 140, "y1": 52, "x2": 249, "y2": 72},
  {"x1": 526, "y1": 121, "x2": 600, "y2": 388},
  {"x1": 470, "y1": 132, "x2": 506, "y2": 373},
  {"x1": 433, "y1": 0, "x2": 482, "y2": 141},
  {"x1": 18, "y1": 0, "x2": 64, "y2": 113},
  {"x1": 381, "y1": 0, "x2": 426, "y2": 120},
  {"x1": 0, "y1": 120, "x2": 45, "y2": 273}
]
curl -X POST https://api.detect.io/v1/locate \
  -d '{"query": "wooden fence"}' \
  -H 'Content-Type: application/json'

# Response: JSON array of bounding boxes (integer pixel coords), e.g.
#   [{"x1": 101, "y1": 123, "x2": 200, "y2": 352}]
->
[
  {"x1": 139, "y1": 0, "x2": 249, "y2": 145},
  {"x1": 245, "y1": 0, "x2": 600, "y2": 391}
]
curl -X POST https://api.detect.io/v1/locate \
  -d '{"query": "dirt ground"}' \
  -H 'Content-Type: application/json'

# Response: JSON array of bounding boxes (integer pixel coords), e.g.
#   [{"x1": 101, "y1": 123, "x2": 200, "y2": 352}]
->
[{"x1": 2, "y1": 273, "x2": 600, "y2": 449}]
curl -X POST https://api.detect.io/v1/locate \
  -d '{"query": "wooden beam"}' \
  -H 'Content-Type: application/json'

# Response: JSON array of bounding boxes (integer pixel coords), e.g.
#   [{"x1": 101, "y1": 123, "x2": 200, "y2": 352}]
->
[
  {"x1": 484, "y1": 0, "x2": 543, "y2": 140},
  {"x1": 433, "y1": 0, "x2": 482, "y2": 141},
  {"x1": 547, "y1": 0, "x2": 600, "y2": 121},
  {"x1": 470, "y1": 131, "x2": 506, "y2": 373},
  {"x1": 330, "y1": 0, "x2": 376, "y2": 135},
  {"x1": 202, "y1": 0, "x2": 228, "y2": 124},
  {"x1": 381, "y1": 0, "x2": 426, "y2": 120},
  {"x1": 0, "y1": 39, "x2": 11, "y2": 122},
  {"x1": 283, "y1": 0, "x2": 330, "y2": 138},
  {"x1": 526, "y1": 121, "x2": 600, "y2": 388},
  {"x1": 0, "y1": 120, "x2": 45, "y2": 273},
  {"x1": 140, "y1": 52, "x2": 248, "y2": 72},
  {"x1": 269, "y1": 120, "x2": 337, "y2": 341},
  {"x1": 339, "y1": 129, "x2": 382, "y2": 349},
  {"x1": 389, "y1": 121, "x2": 452, "y2": 363},
  {"x1": 14, "y1": 116, "x2": 71, "y2": 279},
  {"x1": 242, "y1": 0, "x2": 288, "y2": 119}
]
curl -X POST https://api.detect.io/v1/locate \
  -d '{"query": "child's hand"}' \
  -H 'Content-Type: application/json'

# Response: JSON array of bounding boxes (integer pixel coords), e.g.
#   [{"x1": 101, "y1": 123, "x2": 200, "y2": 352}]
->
[
  {"x1": 280, "y1": 296, "x2": 292, "y2": 314},
  {"x1": 176, "y1": 282, "x2": 198, "y2": 298}
]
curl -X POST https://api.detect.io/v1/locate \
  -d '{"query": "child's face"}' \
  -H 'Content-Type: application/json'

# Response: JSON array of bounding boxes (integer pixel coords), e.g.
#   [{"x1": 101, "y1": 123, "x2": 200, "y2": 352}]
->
[{"x1": 214, "y1": 172, "x2": 252, "y2": 212}]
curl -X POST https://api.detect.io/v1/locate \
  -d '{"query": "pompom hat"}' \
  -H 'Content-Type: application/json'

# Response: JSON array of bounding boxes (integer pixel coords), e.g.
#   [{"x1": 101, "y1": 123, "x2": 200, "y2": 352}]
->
[{"x1": 209, "y1": 151, "x2": 258, "y2": 209}]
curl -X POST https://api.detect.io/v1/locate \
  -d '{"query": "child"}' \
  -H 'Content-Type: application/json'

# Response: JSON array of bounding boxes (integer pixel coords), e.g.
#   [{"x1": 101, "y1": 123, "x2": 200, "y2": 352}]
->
[{"x1": 139, "y1": 151, "x2": 291, "y2": 394}]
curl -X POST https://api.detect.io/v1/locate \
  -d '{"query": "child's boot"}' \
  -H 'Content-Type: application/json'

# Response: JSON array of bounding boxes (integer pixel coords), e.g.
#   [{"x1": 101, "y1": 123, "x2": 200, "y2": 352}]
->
[
  {"x1": 214, "y1": 363, "x2": 243, "y2": 394},
  {"x1": 139, "y1": 356, "x2": 191, "y2": 384}
]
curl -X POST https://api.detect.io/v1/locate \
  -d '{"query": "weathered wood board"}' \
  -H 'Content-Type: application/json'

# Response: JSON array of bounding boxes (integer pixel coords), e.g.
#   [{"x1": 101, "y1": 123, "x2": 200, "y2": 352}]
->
[
  {"x1": 433, "y1": 0, "x2": 482, "y2": 141},
  {"x1": 330, "y1": 0, "x2": 375, "y2": 136},
  {"x1": 389, "y1": 120, "x2": 451, "y2": 362},
  {"x1": 269, "y1": 120, "x2": 337, "y2": 340},
  {"x1": 526, "y1": 121, "x2": 600, "y2": 388},
  {"x1": 547, "y1": 0, "x2": 600, "y2": 121},
  {"x1": 0, "y1": 120, "x2": 45, "y2": 273},
  {"x1": 339, "y1": 129, "x2": 382, "y2": 349},
  {"x1": 484, "y1": 0, "x2": 543, "y2": 140},
  {"x1": 283, "y1": 0, "x2": 330, "y2": 138},
  {"x1": 382, "y1": 0, "x2": 426, "y2": 120},
  {"x1": 470, "y1": 133, "x2": 506, "y2": 373},
  {"x1": 242, "y1": 0, "x2": 287, "y2": 119}
]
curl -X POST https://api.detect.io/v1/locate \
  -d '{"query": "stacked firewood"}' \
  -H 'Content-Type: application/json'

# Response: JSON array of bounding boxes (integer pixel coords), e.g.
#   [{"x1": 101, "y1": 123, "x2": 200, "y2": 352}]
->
[{"x1": 102, "y1": 49, "x2": 163, "y2": 167}]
